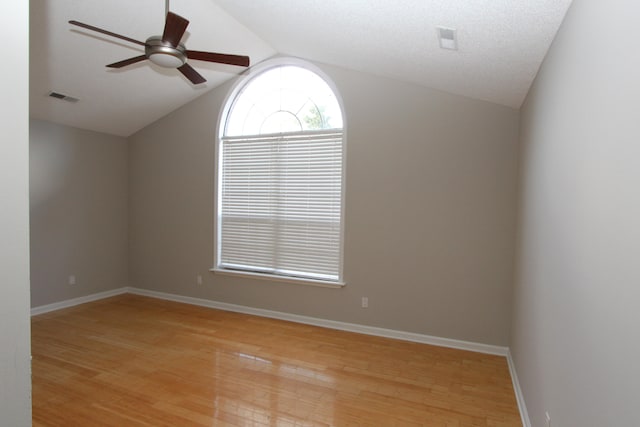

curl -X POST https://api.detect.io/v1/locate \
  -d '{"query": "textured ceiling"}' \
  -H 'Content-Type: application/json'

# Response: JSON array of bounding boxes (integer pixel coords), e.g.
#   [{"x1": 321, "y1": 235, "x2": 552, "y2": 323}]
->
[
  {"x1": 215, "y1": 0, "x2": 573, "y2": 108},
  {"x1": 30, "y1": 0, "x2": 573, "y2": 137}
]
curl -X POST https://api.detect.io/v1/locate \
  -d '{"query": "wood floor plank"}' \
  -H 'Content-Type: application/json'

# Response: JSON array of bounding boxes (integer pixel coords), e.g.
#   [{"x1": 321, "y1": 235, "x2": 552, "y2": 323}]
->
[{"x1": 31, "y1": 294, "x2": 521, "y2": 426}]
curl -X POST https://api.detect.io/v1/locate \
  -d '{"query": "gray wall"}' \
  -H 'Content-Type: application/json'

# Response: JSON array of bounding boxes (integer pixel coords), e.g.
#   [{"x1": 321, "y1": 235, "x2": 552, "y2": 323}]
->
[
  {"x1": 129, "y1": 62, "x2": 520, "y2": 346},
  {"x1": 511, "y1": 0, "x2": 640, "y2": 425},
  {"x1": 0, "y1": 1, "x2": 31, "y2": 425},
  {"x1": 30, "y1": 119, "x2": 129, "y2": 307}
]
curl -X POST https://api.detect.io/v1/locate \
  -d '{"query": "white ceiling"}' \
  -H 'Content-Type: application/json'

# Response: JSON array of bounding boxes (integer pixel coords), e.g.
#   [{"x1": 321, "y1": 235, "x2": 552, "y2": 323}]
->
[{"x1": 30, "y1": 0, "x2": 573, "y2": 137}]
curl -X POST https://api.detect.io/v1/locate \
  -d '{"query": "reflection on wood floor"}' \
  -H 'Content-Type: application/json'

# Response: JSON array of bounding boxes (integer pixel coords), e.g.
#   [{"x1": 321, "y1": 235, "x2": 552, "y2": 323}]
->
[{"x1": 31, "y1": 294, "x2": 521, "y2": 426}]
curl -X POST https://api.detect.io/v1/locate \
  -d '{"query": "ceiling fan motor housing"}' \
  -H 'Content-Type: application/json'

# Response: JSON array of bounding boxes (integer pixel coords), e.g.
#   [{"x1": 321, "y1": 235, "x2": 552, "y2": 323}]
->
[{"x1": 145, "y1": 35, "x2": 187, "y2": 68}]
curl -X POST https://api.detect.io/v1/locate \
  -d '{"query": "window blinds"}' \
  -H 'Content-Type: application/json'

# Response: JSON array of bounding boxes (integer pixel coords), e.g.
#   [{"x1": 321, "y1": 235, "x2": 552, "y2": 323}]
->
[{"x1": 218, "y1": 130, "x2": 343, "y2": 282}]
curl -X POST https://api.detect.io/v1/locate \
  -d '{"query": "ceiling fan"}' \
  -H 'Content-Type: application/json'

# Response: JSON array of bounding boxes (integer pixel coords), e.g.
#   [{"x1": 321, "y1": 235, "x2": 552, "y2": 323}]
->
[{"x1": 68, "y1": 3, "x2": 250, "y2": 85}]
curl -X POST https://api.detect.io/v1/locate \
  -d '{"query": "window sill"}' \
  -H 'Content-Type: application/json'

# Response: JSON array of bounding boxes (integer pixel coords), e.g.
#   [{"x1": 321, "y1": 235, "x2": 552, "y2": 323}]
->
[{"x1": 210, "y1": 268, "x2": 345, "y2": 289}]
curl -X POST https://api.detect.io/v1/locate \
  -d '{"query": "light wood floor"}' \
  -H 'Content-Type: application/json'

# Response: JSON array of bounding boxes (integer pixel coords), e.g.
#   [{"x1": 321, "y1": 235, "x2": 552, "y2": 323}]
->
[{"x1": 32, "y1": 294, "x2": 521, "y2": 426}]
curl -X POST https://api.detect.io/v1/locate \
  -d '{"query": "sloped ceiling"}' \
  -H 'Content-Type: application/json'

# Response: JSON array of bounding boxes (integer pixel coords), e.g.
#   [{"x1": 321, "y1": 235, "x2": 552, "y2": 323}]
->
[{"x1": 30, "y1": 0, "x2": 573, "y2": 137}]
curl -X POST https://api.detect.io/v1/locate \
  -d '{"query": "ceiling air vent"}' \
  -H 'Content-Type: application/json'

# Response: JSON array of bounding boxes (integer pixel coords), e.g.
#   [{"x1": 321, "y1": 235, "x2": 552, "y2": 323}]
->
[
  {"x1": 48, "y1": 91, "x2": 79, "y2": 103},
  {"x1": 437, "y1": 27, "x2": 458, "y2": 50}
]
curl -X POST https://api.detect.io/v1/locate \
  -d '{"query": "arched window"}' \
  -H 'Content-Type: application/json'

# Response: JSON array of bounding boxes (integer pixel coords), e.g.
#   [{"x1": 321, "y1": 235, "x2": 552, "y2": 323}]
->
[{"x1": 215, "y1": 60, "x2": 345, "y2": 285}]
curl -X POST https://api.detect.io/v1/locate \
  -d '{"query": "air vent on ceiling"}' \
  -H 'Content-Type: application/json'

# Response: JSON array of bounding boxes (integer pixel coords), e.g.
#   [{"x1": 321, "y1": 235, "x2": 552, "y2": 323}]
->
[
  {"x1": 48, "y1": 91, "x2": 79, "y2": 103},
  {"x1": 437, "y1": 27, "x2": 458, "y2": 50}
]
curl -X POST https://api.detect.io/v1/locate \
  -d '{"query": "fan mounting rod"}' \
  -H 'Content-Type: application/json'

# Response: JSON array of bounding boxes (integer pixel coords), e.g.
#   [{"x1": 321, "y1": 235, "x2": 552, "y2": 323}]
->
[{"x1": 145, "y1": 36, "x2": 186, "y2": 68}]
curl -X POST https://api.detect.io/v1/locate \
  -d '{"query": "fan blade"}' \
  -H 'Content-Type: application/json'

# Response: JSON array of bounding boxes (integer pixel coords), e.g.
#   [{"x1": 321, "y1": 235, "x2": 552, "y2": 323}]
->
[
  {"x1": 187, "y1": 50, "x2": 250, "y2": 67},
  {"x1": 162, "y1": 12, "x2": 189, "y2": 47},
  {"x1": 69, "y1": 20, "x2": 146, "y2": 47},
  {"x1": 106, "y1": 55, "x2": 148, "y2": 68},
  {"x1": 178, "y1": 63, "x2": 206, "y2": 84}
]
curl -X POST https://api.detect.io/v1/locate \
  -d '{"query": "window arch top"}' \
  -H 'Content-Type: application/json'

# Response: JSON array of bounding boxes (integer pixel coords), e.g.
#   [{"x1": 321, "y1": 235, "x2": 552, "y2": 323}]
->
[{"x1": 224, "y1": 65, "x2": 343, "y2": 137}]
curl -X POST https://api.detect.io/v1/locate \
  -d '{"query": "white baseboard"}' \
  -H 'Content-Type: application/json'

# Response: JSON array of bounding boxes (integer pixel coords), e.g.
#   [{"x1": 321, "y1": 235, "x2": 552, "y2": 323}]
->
[
  {"x1": 31, "y1": 286, "x2": 512, "y2": 357},
  {"x1": 507, "y1": 349, "x2": 531, "y2": 427},
  {"x1": 127, "y1": 287, "x2": 509, "y2": 356},
  {"x1": 30, "y1": 287, "x2": 129, "y2": 316}
]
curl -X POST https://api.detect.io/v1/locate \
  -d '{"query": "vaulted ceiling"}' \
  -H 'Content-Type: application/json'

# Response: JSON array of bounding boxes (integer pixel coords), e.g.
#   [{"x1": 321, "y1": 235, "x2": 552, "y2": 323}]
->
[{"x1": 30, "y1": 0, "x2": 573, "y2": 137}]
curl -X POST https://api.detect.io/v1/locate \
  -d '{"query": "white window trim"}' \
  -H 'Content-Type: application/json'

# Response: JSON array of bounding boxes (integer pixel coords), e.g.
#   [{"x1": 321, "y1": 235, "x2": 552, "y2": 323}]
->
[
  {"x1": 210, "y1": 267, "x2": 345, "y2": 288},
  {"x1": 213, "y1": 57, "x2": 347, "y2": 287}
]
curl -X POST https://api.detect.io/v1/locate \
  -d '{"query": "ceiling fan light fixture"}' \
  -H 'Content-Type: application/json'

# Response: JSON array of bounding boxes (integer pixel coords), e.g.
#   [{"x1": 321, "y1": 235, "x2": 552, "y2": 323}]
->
[
  {"x1": 148, "y1": 52, "x2": 185, "y2": 68},
  {"x1": 145, "y1": 35, "x2": 187, "y2": 68}
]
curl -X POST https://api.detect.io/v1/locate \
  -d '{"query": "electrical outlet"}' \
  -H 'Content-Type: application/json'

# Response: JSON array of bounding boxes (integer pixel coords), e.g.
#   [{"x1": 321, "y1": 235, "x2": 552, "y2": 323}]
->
[
  {"x1": 545, "y1": 411, "x2": 551, "y2": 427},
  {"x1": 361, "y1": 297, "x2": 368, "y2": 308},
  {"x1": 196, "y1": 275, "x2": 203, "y2": 285},
  {"x1": 68, "y1": 275, "x2": 76, "y2": 285}
]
